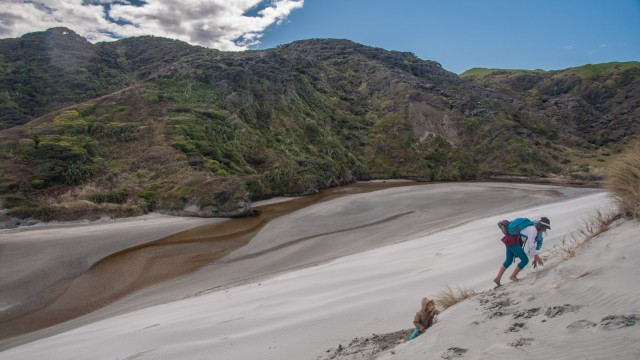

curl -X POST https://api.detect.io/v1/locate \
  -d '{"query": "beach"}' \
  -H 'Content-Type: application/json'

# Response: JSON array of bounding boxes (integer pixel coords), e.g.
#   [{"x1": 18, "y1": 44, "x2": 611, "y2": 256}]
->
[{"x1": 0, "y1": 182, "x2": 617, "y2": 359}]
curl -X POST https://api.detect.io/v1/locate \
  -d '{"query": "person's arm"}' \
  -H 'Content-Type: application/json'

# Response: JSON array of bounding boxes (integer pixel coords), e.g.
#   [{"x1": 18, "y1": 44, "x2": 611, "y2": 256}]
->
[
  {"x1": 521, "y1": 226, "x2": 544, "y2": 268},
  {"x1": 520, "y1": 226, "x2": 538, "y2": 256}
]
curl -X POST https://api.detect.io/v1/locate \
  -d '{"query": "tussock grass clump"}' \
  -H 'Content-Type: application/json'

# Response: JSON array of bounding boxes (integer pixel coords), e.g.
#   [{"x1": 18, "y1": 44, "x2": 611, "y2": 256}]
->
[
  {"x1": 607, "y1": 140, "x2": 640, "y2": 219},
  {"x1": 434, "y1": 285, "x2": 477, "y2": 310}
]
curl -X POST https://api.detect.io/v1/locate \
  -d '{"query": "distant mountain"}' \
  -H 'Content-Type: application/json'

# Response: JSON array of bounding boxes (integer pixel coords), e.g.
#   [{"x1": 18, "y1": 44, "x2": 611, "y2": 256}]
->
[
  {"x1": 0, "y1": 27, "x2": 131, "y2": 128},
  {"x1": 0, "y1": 28, "x2": 638, "y2": 223}
]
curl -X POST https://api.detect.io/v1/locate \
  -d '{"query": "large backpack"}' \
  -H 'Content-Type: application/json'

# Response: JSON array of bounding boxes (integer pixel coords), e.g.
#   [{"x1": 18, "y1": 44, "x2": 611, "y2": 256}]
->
[{"x1": 497, "y1": 217, "x2": 534, "y2": 236}]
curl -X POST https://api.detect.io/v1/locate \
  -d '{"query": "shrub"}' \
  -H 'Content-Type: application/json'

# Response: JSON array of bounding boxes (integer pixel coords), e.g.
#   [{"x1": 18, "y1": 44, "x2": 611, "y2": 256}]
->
[
  {"x1": 38, "y1": 204, "x2": 54, "y2": 222},
  {"x1": 63, "y1": 161, "x2": 94, "y2": 185},
  {"x1": 137, "y1": 190, "x2": 155, "y2": 200},
  {"x1": 138, "y1": 191, "x2": 156, "y2": 211},
  {"x1": 30, "y1": 179, "x2": 45, "y2": 189},
  {"x1": 77, "y1": 103, "x2": 95, "y2": 116},
  {"x1": 7, "y1": 205, "x2": 38, "y2": 219},
  {"x1": 172, "y1": 140, "x2": 197, "y2": 153},
  {"x1": 16, "y1": 139, "x2": 36, "y2": 158},
  {"x1": 90, "y1": 190, "x2": 128, "y2": 204},
  {"x1": 0, "y1": 194, "x2": 28, "y2": 208},
  {"x1": 607, "y1": 140, "x2": 640, "y2": 219}
]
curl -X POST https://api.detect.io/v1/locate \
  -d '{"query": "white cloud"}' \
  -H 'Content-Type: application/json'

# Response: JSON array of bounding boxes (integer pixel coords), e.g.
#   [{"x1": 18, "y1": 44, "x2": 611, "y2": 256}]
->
[
  {"x1": 0, "y1": 0, "x2": 304, "y2": 50},
  {"x1": 563, "y1": 44, "x2": 574, "y2": 49}
]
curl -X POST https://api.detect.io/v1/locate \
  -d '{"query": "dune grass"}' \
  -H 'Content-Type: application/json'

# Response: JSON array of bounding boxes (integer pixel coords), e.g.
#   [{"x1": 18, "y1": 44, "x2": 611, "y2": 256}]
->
[
  {"x1": 607, "y1": 139, "x2": 640, "y2": 220},
  {"x1": 434, "y1": 285, "x2": 477, "y2": 310},
  {"x1": 547, "y1": 209, "x2": 620, "y2": 261}
]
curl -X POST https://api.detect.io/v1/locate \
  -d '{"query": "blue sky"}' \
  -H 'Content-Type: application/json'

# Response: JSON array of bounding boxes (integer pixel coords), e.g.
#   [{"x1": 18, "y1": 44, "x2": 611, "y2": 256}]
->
[
  {"x1": 256, "y1": 0, "x2": 640, "y2": 73},
  {"x1": 1, "y1": 0, "x2": 638, "y2": 74}
]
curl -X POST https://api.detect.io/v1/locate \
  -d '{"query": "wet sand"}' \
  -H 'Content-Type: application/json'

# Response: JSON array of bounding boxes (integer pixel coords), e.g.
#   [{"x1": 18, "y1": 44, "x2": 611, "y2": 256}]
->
[{"x1": 0, "y1": 181, "x2": 419, "y2": 341}]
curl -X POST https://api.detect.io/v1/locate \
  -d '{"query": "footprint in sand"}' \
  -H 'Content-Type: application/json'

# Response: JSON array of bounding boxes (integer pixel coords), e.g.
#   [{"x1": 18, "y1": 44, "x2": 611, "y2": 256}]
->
[
  {"x1": 441, "y1": 347, "x2": 468, "y2": 359},
  {"x1": 544, "y1": 304, "x2": 583, "y2": 318},
  {"x1": 600, "y1": 314, "x2": 639, "y2": 330},
  {"x1": 566, "y1": 320, "x2": 597, "y2": 332},
  {"x1": 505, "y1": 322, "x2": 526, "y2": 333},
  {"x1": 478, "y1": 291, "x2": 517, "y2": 319},
  {"x1": 514, "y1": 307, "x2": 541, "y2": 319},
  {"x1": 509, "y1": 337, "x2": 534, "y2": 347}
]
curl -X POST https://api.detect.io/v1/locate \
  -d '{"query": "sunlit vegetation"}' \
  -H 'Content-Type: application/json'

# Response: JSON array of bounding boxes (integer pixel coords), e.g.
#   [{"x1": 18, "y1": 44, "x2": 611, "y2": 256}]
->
[{"x1": 0, "y1": 28, "x2": 639, "y2": 222}]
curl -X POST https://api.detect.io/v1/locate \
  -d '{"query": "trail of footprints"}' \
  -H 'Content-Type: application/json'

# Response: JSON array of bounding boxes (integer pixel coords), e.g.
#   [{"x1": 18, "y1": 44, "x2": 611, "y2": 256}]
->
[
  {"x1": 442, "y1": 289, "x2": 640, "y2": 358},
  {"x1": 479, "y1": 289, "x2": 639, "y2": 336}
]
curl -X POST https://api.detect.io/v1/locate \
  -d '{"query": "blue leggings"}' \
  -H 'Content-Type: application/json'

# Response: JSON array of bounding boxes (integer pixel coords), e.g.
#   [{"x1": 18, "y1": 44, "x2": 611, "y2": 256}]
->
[{"x1": 503, "y1": 244, "x2": 529, "y2": 269}]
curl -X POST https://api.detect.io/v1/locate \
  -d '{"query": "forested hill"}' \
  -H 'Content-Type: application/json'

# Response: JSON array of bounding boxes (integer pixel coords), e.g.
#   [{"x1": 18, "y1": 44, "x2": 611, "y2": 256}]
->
[
  {"x1": 461, "y1": 64, "x2": 640, "y2": 148},
  {"x1": 0, "y1": 27, "x2": 638, "y2": 223}
]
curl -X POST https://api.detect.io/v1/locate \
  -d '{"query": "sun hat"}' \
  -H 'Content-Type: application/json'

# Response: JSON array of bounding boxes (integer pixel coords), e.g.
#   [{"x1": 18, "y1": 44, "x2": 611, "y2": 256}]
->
[{"x1": 537, "y1": 216, "x2": 551, "y2": 230}]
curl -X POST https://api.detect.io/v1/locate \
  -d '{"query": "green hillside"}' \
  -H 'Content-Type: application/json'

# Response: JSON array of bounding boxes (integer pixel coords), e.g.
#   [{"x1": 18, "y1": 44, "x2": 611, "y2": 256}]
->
[{"x1": 0, "y1": 28, "x2": 638, "y2": 223}]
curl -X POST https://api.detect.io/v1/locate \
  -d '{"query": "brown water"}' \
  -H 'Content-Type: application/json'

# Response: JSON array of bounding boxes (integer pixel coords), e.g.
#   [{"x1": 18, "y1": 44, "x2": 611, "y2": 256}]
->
[{"x1": 0, "y1": 181, "x2": 420, "y2": 340}]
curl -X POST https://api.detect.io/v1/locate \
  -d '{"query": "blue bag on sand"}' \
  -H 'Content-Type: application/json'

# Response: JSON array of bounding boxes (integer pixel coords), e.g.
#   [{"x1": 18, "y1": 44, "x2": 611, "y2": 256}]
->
[{"x1": 409, "y1": 327, "x2": 421, "y2": 340}]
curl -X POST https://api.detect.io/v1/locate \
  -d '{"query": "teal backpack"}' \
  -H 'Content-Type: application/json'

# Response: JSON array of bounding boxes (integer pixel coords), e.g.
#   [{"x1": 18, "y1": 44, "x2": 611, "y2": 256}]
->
[
  {"x1": 497, "y1": 217, "x2": 543, "y2": 250},
  {"x1": 498, "y1": 217, "x2": 534, "y2": 236}
]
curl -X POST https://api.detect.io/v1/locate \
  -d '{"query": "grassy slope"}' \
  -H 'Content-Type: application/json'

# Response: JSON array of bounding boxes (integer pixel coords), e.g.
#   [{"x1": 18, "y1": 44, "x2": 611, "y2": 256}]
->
[{"x1": 1, "y1": 30, "x2": 639, "y2": 222}]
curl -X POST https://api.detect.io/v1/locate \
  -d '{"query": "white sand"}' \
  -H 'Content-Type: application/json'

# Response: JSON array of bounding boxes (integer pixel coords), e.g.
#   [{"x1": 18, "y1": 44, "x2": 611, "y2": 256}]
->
[
  {"x1": 2, "y1": 183, "x2": 634, "y2": 360},
  {"x1": 376, "y1": 219, "x2": 640, "y2": 360}
]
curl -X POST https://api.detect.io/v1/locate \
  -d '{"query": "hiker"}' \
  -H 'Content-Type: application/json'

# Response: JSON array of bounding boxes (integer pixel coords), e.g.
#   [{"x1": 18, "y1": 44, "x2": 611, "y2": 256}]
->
[
  {"x1": 494, "y1": 216, "x2": 551, "y2": 287},
  {"x1": 409, "y1": 297, "x2": 438, "y2": 340}
]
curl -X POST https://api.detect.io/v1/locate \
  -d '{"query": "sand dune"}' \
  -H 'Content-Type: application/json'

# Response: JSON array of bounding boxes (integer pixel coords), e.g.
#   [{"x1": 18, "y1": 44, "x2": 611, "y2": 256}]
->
[
  {"x1": 376, "y1": 220, "x2": 640, "y2": 360},
  {"x1": 0, "y1": 183, "x2": 619, "y2": 359}
]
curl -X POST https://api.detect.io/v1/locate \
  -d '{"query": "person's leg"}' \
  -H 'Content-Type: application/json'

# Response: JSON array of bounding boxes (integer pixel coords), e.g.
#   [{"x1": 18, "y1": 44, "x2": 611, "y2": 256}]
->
[
  {"x1": 494, "y1": 266, "x2": 506, "y2": 287},
  {"x1": 495, "y1": 248, "x2": 514, "y2": 286},
  {"x1": 510, "y1": 245, "x2": 529, "y2": 281}
]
